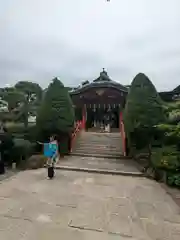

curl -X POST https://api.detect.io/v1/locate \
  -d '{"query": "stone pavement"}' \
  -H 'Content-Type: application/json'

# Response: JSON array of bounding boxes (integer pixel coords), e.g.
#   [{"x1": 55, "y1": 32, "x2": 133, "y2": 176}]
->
[
  {"x1": 0, "y1": 169, "x2": 18, "y2": 182},
  {"x1": 0, "y1": 169, "x2": 180, "y2": 239}
]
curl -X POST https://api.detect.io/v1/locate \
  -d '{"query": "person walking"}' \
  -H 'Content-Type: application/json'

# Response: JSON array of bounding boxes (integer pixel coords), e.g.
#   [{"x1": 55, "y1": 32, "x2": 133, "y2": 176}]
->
[{"x1": 38, "y1": 135, "x2": 59, "y2": 179}]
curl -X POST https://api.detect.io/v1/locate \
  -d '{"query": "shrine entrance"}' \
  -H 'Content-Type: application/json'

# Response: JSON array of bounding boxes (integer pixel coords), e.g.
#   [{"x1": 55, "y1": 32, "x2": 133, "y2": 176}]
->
[{"x1": 85, "y1": 104, "x2": 120, "y2": 131}]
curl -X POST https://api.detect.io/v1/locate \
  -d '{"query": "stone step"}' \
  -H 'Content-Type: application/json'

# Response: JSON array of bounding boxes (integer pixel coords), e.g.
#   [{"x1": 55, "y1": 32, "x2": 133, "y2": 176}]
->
[
  {"x1": 55, "y1": 165, "x2": 143, "y2": 177},
  {"x1": 74, "y1": 143, "x2": 121, "y2": 148},
  {"x1": 79, "y1": 140, "x2": 120, "y2": 142},
  {"x1": 78, "y1": 137, "x2": 121, "y2": 140},
  {"x1": 77, "y1": 139, "x2": 121, "y2": 142},
  {"x1": 74, "y1": 152, "x2": 123, "y2": 157},
  {"x1": 71, "y1": 152, "x2": 124, "y2": 159},
  {"x1": 75, "y1": 142, "x2": 121, "y2": 146},
  {"x1": 79, "y1": 137, "x2": 120, "y2": 139},
  {"x1": 74, "y1": 148, "x2": 122, "y2": 153},
  {"x1": 56, "y1": 154, "x2": 141, "y2": 175},
  {"x1": 76, "y1": 142, "x2": 121, "y2": 146},
  {"x1": 74, "y1": 149, "x2": 122, "y2": 154},
  {"x1": 79, "y1": 135, "x2": 121, "y2": 138},
  {"x1": 79, "y1": 134, "x2": 120, "y2": 137}
]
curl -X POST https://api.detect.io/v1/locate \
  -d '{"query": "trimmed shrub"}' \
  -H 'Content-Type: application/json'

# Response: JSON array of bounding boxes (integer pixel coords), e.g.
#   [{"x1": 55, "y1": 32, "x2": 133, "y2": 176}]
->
[
  {"x1": 167, "y1": 173, "x2": 180, "y2": 187},
  {"x1": 124, "y1": 73, "x2": 165, "y2": 155},
  {"x1": 26, "y1": 154, "x2": 47, "y2": 169},
  {"x1": 6, "y1": 123, "x2": 37, "y2": 142},
  {"x1": 0, "y1": 132, "x2": 14, "y2": 166},
  {"x1": 36, "y1": 78, "x2": 75, "y2": 154},
  {"x1": 6, "y1": 122, "x2": 27, "y2": 133},
  {"x1": 12, "y1": 139, "x2": 34, "y2": 168},
  {"x1": 37, "y1": 78, "x2": 75, "y2": 135},
  {"x1": 168, "y1": 109, "x2": 180, "y2": 124},
  {"x1": 151, "y1": 146, "x2": 180, "y2": 171},
  {"x1": 156, "y1": 124, "x2": 180, "y2": 146}
]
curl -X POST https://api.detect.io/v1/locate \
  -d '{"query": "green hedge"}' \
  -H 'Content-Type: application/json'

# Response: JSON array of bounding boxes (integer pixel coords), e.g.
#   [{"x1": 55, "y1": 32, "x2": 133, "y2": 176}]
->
[
  {"x1": 151, "y1": 146, "x2": 180, "y2": 187},
  {"x1": 6, "y1": 123, "x2": 37, "y2": 142},
  {"x1": 6, "y1": 122, "x2": 72, "y2": 156},
  {"x1": 151, "y1": 146, "x2": 180, "y2": 171},
  {"x1": 167, "y1": 173, "x2": 180, "y2": 187},
  {"x1": 12, "y1": 138, "x2": 35, "y2": 168}
]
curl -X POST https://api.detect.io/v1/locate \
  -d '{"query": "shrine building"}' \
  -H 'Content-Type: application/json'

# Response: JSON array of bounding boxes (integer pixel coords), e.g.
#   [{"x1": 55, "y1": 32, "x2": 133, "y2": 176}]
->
[{"x1": 69, "y1": 69, "x2": 128, "y2": 131}]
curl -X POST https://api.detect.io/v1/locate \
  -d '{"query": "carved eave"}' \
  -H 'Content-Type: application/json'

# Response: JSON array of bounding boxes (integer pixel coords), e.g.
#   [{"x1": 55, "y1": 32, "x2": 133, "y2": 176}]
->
[
  {"x1": 69, "y1": 69, "x2": 128, "y2": 95},
  {"x1": 69, "y1": 81, "x2": 128, "y2": 96}
]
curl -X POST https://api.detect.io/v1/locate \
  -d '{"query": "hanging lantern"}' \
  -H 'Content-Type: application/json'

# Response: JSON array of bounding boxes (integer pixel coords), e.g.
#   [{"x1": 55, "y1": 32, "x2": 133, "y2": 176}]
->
[{"x1": 93, "y1": 104, "x2": 95, "y2": 112}]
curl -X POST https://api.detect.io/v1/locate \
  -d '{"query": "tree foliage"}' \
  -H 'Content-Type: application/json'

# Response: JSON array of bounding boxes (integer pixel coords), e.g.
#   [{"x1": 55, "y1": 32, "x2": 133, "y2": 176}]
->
[
  {"x1": 14, "y1": 81, "x2": 42, "y2": 127},
  {"x1": 124, "y1": 73, "x2": 165, "y2": 149},
  {"x1": 1, "y1": 88, "x2": 25, "y2": 111},
  {"x1": 15, "y1": 81, "x2": 42, "y2": 102},
  {"x1": 0, "y1": 82, "x2": 42, "y2": 127},
  {"x1": 36, "y1": 78, "x2": 75, "y2": 139}
]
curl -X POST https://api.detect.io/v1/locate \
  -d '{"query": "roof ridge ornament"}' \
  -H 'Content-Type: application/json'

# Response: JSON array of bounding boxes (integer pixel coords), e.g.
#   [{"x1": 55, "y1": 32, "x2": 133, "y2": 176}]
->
[{"x1": 97, "y1": 68, "x2": 111, "y2": 82}]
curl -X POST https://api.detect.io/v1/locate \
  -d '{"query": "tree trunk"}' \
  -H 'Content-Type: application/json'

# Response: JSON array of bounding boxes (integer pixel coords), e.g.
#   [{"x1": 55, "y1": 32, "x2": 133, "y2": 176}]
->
[
  {"x1": 23, "y1": 102, "x2": 29, "y2": 129},
  {"x1": 148, "y1": 143, "x2": 152, "y2": 164}
]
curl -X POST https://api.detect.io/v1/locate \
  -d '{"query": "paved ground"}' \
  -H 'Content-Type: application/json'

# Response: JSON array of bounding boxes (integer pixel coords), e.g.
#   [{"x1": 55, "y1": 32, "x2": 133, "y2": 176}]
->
[
  {"x1": 57, "y1": 155, "x2": 141, "y2": 175},
  {"x1": 0, "y1": 169, "x2": 180, "y2": 239},
  {"x1": 0, "y1": 169, "x2": 18, "y2": 182}
]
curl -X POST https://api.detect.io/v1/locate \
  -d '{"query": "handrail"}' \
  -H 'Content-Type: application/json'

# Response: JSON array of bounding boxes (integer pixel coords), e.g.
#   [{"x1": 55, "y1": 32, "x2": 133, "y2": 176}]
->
[
  {"x1": 70, "y1": 120, "x2": 82, "y2": 153},
  {"x1": 119, "y1": 112, "x2": 126, "y2": 156}
]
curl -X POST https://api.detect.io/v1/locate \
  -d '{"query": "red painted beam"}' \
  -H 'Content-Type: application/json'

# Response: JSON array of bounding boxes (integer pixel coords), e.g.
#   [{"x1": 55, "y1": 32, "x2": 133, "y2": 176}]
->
[{"x1": 70, "y1": 120, "x2": 82, "y2": 153}]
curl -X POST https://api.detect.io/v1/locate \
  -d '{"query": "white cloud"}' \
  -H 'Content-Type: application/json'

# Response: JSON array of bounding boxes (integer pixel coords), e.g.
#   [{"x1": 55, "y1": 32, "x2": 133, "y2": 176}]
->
[{"x1": 0, "y1": 0, "x2": 180, "y2": 90}]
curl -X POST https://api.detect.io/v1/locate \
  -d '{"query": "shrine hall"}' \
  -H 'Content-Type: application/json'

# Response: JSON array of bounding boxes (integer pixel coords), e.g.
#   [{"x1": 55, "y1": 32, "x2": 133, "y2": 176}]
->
[{"x1": 69, "y1": 69, "x2": 128, "y2": 131}]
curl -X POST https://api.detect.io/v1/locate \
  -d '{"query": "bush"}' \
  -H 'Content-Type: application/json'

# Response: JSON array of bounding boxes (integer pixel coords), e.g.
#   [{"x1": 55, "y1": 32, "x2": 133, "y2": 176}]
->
[
  {"x1": 167, "y1": 173, "x2": 180, "y2": 187},
  {"x1": 36, "y1": 78, "x2": 75, "y2": 136},
  {"x1": 0, "y1": 132, "x2": 14, "y2": 166},
  {"x1": 156, "y1": 123, "x2": 180, "y2": 146},
  {"x1": 151, "y1": 146, "x2": 180, "y2": 171},
  {"x1": 6, "y1": 123, "x2": 37, "y2": 142},
  {"x1": 12, "y1": 138, "x2": 34, "y2": 168},
  {"x1": 7, "y1": 122, "x2": 72, "y2": 156},
  {"x1": 36, "y1": 78, "x2": 75, "y2": 154},
  {"x1": 124, "y1": 73, "x2": 165, "y2": 154},
  {"x1": 26, "y1": 154, "x2": 47, "y2": 169},
  {"x1": 168, "y1": 109, "x2": 180, "y2": 124}
]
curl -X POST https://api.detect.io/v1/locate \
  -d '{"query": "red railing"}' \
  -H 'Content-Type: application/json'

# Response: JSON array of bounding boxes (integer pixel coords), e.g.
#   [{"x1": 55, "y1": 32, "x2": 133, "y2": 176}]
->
[
  {"x1": 119, "y1": 112, "x2": 126, "y2": 156},
  {"x1": 70, "y1": 120, "x2": 82, "y2": 153}
]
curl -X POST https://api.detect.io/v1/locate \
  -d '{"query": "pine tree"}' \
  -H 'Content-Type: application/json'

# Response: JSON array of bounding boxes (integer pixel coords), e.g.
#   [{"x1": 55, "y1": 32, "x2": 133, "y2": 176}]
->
[
  {"x1": 124, "y1": 73, "x2": 165, "y2": 152},
  {"x1": 36, "y1": 78, "x2": 75, "y2": 138}
]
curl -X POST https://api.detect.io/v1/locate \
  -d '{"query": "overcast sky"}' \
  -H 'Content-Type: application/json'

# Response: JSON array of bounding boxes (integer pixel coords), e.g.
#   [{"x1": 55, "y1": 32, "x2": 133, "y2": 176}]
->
[{"x1": 0, "y1": 0, "x2": 180, "y2": 91}]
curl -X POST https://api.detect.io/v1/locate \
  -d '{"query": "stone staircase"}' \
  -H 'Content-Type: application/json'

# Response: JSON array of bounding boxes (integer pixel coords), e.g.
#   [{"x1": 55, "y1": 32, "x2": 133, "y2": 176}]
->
[
  {"x1": 57, "y1": 131, "x2": 142, "y2": 176},
  {"x1": 71, "y1": 131, "x2": 123, "y2": 158}
]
